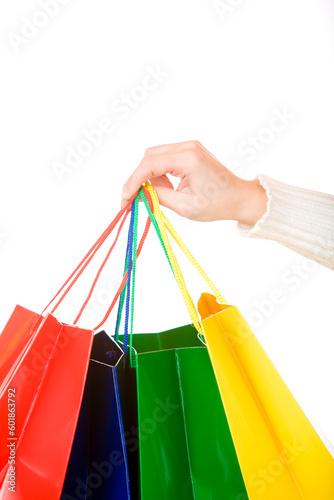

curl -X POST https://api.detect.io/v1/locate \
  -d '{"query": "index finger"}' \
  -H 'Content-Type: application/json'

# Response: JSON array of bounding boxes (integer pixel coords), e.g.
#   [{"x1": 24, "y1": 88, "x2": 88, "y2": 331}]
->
[
  {"x1": 144, "y1": 140, "x2": 200, "y2": 156},
  {"x1": 121, "y1": 151, "x2": 189, "y2": 200}
]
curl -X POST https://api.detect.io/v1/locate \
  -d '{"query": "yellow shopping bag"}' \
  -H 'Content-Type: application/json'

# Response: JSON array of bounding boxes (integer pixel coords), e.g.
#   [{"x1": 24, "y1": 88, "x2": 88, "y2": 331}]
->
[
  {"x1": 198, "y1": 292, "x2": 334, "y2": 500},
  {"x1": 142, "y1": 182, "x2": 334, "y2": 500}
]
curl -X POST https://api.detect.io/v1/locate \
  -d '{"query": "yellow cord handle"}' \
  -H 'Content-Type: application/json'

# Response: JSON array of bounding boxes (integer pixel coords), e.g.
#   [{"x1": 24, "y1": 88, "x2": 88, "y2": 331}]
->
[
  {"x1": 162, "y1": 214, "x2": 227, "y2": 305},
  {"x1": 145, "y1": 182, "x2": 203, "y2": 334},
  {"x1": 145, "y1": 182, "x2": 226, "y2": 334}
]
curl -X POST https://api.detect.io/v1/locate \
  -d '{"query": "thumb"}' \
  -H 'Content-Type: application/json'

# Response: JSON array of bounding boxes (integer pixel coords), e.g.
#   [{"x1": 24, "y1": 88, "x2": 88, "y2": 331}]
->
[{"x1": 151, "y1": 184, "x2": 190, "y2": 218}]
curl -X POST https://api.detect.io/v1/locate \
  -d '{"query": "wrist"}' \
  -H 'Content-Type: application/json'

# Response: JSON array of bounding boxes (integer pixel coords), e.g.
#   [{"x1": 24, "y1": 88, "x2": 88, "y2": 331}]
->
[{"x1": 236, "y1": 178, "x2": 268, "y2": 226}]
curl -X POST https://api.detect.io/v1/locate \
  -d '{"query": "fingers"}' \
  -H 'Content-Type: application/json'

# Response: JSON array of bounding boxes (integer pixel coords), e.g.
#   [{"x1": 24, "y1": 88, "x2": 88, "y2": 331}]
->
[
  {"x1": 150, "y1": 185, "x2": 190, "y2": 217},
  {"x1": 121, "y1": 151, "x2": 192, "y2": 203},
  {"x1": 144, "y1": 140, "x2": 202, "y2": 156},
  {"x1": 150, "y1": 174, "x2": 174, "y2": 190},
  {"x1": 121, "y1": 140, "x2": 205, "y2": 211}
]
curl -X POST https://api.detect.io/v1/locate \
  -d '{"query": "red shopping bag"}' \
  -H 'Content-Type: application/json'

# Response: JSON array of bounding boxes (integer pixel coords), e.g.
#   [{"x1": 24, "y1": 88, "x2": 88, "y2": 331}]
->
[
  {"x1": 0, "y1": 306, "x2": 93, "y2": 499},
  {"x1": 0, "y1": 196, "x2": 152, "y2": 500}
]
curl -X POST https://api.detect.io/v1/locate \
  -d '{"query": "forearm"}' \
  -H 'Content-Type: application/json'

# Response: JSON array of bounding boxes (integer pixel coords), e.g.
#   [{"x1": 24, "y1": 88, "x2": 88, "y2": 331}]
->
[{"x1": 238, "y1": 174, "x2": 334, "y2": 270}]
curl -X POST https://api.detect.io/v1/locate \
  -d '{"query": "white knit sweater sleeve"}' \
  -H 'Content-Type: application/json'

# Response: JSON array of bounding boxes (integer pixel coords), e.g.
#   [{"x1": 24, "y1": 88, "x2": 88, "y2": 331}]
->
[{"x1": 237, "y1": 174, "x2": 334, "y2": 270}]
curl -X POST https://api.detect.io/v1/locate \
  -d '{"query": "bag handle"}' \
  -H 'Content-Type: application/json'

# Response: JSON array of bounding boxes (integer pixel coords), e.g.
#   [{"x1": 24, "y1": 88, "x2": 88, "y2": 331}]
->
[
  {"x1": 116, "y1": 182, "x2": 226, "y2": 359},
  {"x1": 42, "y1": 194, "x2": 152, "y2": 329},
  {"x1": 123, "y1": 194, "x2": 139, "y2": 357},
  {"x1": 114, "y1": 184, "x2": 176, "y2": 344},
  {"x1": 140, "y1": 186, "x2": 202, "y2": 333},
  {"x1": 42, "y1": 198, "x2": 134, "y2": 316},
  {"x1": 76, "y1": 209, "x2": 151, "y2": 329},
  {"x1": 115, "y1": 188, "x2": 178, "y2": 364},
  {"x1": 92, "y1": 190, "x2": 154, "y2": 332},
  {"x1": 119, "y1": 181, "x2": 223, "y2": 359},
  {"x1": 144, "y1": 183, "x2": 226, "y2": 304},
  {"x1": 112, "y1": 194, "x2": 140, "y2": 365},
  {"x1": 162, "y1": 214, "x2": 227, "y2": 304},
  {"x1": 142, "y1": 182, "x2": 227, "y2": 334}
]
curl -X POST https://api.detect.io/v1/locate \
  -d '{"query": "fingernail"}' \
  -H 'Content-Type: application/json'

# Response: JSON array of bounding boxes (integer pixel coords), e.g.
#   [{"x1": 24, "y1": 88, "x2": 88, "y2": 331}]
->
[{"x1": 121, "y1": 188, "x2": 129, "y2": 199}]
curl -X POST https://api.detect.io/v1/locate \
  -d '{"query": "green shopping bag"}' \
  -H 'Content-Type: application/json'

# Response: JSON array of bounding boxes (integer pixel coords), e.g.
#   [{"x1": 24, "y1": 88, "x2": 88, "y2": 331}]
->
[
  {"x1": 115, "y1": 192, "x2": 248, "y2": 499},
  {"x1": 118, "y1": 326, "x2": 248, "y2": 500}
]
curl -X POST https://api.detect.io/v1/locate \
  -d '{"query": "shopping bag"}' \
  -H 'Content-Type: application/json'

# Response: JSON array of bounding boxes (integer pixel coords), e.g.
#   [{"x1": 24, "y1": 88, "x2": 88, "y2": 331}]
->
[
  {"x1": 61, "y1": 331, "x2": 131, "y2": 500},
  {"x1": 141, "y1": 182, "x2": 334, "y2": 500},
  {"x1": 0, "y1": 305, "x2": 93, "y2": 500},
  {"x1": 0, "y1": 197, "x2": 151, "y2": 500},
  {"x1": 114, "y1": 192, "x2": 247, "y2": 499},
  {"x1": 198, "y1": 292, "x2": 334, "y2": 500},
  {"x1": 117, "y1": 326, "x2": 248, "y2": 500}
]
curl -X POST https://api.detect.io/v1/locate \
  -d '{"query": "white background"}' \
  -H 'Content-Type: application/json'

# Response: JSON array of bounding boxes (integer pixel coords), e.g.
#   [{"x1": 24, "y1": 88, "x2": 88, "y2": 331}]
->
[{"x1": 1, "y1": 0, "x2": 334, "y2": 448}]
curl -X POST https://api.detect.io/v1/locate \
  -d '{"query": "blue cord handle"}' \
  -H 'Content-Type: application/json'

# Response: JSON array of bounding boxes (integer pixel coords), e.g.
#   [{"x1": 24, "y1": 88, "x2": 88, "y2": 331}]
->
[{"x1": 116, "y1": 194, "x2": 139, "y2": 361}]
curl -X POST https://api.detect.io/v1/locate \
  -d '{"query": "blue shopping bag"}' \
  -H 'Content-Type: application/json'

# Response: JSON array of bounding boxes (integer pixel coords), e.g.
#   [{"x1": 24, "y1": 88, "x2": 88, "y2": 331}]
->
[{"x1": 61, "y1": 331, "x2": 131, "y2": 500}]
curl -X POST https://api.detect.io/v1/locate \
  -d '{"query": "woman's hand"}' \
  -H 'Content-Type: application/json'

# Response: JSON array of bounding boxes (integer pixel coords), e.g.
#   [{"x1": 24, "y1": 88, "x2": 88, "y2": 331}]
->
[{"x1": 121, "y1": 140, "x2": 268, "y2": 225}]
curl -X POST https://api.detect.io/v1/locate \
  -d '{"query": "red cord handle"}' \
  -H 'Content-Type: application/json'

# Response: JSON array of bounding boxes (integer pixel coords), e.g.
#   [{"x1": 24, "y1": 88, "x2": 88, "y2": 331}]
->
[
  {"x1": 93, "y1": 187, "x2": 153, "y2": 331},
  {"x1": 42, "y1": 188, "x2": 154, "y2": 330},
  {"x1": 42, "y1": 195, "x2": 136, "y2": 316}
]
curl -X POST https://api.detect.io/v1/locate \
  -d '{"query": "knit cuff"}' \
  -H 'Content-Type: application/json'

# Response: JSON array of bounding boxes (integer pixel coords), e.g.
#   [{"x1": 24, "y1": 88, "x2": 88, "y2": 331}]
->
[{"x1": 237, "y1": 174, "x2": 334, "y2": 269}]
